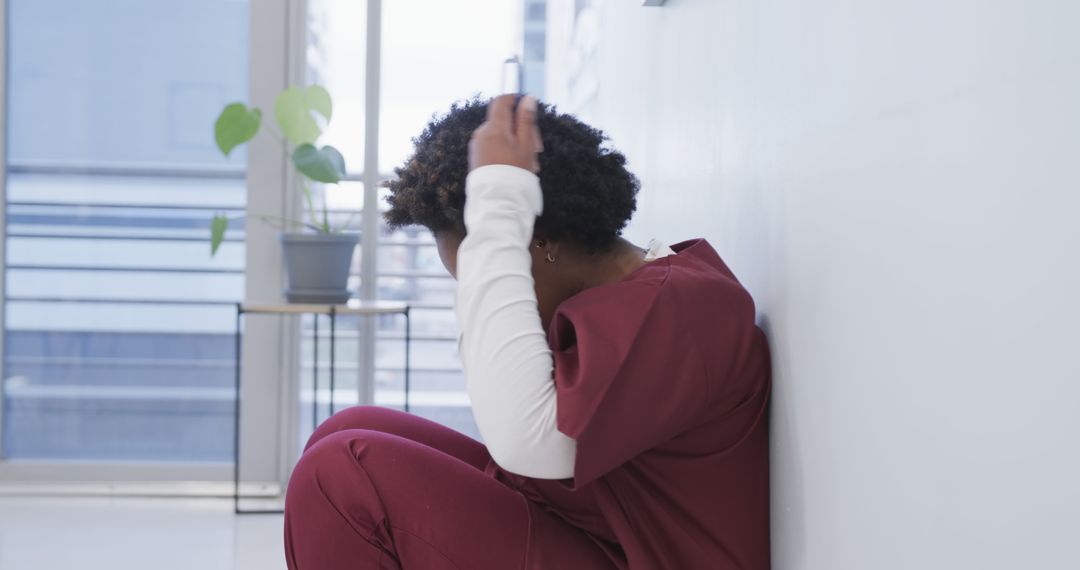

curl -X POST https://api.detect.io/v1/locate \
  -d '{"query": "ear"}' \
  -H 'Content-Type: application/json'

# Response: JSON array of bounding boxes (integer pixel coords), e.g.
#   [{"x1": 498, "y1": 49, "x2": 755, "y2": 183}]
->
[{"x1": 532, "y1": 236, "x2": 560, "y2": 262}]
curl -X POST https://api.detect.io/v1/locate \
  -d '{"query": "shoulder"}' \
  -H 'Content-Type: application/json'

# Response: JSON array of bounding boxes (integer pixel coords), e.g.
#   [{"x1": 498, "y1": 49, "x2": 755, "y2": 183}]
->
[
  {"x1": 549, "y1": 239, "x2": 755, "y2": 347},
  {"x1": 669, "y1": 239, "x2": 756, "y2": 317}
]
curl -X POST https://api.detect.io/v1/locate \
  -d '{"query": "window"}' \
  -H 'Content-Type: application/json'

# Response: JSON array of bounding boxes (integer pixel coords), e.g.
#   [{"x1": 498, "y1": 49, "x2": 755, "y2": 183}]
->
[
  {"x1": 303, "y1": 0, "x2": 527, "y2": 440},
  {"x1": 1, "y1": 0, "x2": 249, "y2": 461},
  {"x1": 376, "y1": 0, "x2": 518, "y2": 438},
  {"x1": 0, "y1": 0, "x2": 545, "y2": 477}
]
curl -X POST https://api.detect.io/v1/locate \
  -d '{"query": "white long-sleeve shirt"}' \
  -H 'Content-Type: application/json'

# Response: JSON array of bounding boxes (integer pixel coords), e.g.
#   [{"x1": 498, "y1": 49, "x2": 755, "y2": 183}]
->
[{"x1": 456, "y1": 164, "x2": 673, "y2": 479}]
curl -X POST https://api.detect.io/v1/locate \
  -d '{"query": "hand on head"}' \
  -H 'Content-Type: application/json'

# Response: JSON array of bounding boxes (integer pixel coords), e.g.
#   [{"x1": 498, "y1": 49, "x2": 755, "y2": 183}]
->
[{"x1": 468, "y1": 94, "x2": 543, "y2": 173}]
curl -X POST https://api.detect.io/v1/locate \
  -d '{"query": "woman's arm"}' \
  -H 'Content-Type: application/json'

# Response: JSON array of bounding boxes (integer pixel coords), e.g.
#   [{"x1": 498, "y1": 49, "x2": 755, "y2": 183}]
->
[{"x1": 456, "y1": 164, "x2": 577, "y2": 479}]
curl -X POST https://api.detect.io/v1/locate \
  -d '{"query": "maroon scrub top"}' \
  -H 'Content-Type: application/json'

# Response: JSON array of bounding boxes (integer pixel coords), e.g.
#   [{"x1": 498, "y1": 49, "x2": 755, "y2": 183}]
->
[{"x1": 491, "y1": 239, "x2": 771, "y2": 569}]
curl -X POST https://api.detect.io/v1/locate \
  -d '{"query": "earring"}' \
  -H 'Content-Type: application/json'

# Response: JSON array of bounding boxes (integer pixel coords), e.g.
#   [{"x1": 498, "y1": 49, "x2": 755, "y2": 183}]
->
[{"x1": 546, "y1": 252, "x2": 556, "y2": 263}]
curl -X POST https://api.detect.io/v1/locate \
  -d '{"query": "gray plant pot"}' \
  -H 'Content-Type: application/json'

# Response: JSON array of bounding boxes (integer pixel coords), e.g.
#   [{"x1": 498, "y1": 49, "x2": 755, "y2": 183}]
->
[{"x1": 280, "y1": 232, "x2": 359, "y2": 304}]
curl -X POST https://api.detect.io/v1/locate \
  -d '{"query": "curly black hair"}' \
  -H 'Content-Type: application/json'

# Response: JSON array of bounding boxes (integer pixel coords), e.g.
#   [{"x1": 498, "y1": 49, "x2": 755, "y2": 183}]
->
[{"x1": 383, "y1": 97, "x2": 639, "y2": 253}]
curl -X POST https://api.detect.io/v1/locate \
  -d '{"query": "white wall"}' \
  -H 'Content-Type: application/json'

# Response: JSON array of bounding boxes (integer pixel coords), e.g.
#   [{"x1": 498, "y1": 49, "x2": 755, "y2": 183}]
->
[{"x1": 546, "y1": 1, "x2": 1080, "y2": 568}]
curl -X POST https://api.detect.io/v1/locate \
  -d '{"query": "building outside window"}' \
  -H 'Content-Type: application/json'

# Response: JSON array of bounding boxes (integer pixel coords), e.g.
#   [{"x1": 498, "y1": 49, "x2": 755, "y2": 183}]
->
[
  {"x1": 1, "y1": 0, "x2": 545, "y2": 468},
  {"x1": 2, "y1": 0, "x2": 249, "y2": 462}
]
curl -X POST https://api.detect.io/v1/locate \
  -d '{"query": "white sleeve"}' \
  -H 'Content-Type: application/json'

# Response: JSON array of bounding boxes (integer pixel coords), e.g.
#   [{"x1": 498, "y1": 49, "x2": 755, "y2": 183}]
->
[{"x1": 455, "y1": 164, "x2": 577, "y2": 479}]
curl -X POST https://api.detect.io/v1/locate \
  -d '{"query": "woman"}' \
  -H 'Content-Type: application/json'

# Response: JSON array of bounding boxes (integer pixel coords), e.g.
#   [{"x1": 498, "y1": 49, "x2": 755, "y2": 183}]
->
[{"x1": 284, "y1": 95, "x2": 771, "y2": 569}]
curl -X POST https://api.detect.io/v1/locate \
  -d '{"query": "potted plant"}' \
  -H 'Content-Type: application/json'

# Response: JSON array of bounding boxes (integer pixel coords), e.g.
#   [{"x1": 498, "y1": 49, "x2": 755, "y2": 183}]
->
[{"x1": 212, "y1": 85, "x2": 358, "y2": 304}]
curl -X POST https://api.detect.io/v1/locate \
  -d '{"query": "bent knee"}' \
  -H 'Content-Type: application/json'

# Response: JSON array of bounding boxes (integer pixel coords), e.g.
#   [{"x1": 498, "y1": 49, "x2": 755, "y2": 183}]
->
[
  {"x1": 295, "y1": 428, "x2": 415, "y2": 478},
  {"x1": 305, "y1": 405, "x2": 409, "y2": 451},
  {"x1": 288, "y1": 430, "x2": 408, "y2": 506},
  {"x1": 286, "y1": 430, "x2": 401, "y2": 541}
]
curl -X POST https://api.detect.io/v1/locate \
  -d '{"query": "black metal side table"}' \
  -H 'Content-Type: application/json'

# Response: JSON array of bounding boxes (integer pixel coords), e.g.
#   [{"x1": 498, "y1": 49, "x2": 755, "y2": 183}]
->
[{"x1": 232, "y1": 301, "x2": 411, "y2": 514}]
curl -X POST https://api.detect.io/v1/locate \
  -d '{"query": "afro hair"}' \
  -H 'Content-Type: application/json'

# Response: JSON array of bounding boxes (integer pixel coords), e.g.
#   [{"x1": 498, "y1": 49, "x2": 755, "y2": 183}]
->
[{"x1": 383, "y1": 97, "x2": 639, "y2": 253}]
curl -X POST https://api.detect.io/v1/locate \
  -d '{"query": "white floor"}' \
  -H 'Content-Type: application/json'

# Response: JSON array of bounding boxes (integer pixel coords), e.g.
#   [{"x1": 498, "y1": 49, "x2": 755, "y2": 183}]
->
[{"x1": 0, "y1": 497, "x2": 286, "y2": 570}]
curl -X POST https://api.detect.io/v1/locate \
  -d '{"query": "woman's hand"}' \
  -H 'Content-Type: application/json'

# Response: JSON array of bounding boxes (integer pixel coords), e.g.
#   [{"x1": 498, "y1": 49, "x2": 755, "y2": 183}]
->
[{"x1": 468, "y1": 94, "x2": 543, "y2": 173}]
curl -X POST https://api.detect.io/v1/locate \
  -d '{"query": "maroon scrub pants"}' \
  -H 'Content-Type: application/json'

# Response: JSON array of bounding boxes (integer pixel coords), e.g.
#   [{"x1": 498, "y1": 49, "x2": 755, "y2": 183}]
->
[{"x1": 283, "y1": 406, "x2": 615, "y2": 569}]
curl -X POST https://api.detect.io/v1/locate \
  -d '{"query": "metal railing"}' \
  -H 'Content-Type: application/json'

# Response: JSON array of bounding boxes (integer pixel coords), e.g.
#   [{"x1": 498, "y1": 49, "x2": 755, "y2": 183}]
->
[{"x1": 2, "y1": 162, "x2": 473, "y2": 461}]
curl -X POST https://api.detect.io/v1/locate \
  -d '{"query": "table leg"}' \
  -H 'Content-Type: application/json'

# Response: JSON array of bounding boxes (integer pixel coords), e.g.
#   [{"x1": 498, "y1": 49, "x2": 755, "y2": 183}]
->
[
  {"x1": 404, "y1": 308, "x2": 411, "y2": 413},
  {"x1": 329, "y1": 307, "x2": 336, "y2": 416},
  {"x1": 233, "y1": 305, "x2": 242, "y2": 515},
  {"x1": 312, "y1": 313, "x2": 319, "y2": 431}
]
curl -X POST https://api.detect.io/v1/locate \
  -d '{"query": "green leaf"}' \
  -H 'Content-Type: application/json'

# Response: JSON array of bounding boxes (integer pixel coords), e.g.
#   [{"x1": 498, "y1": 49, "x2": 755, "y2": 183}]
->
[
  {"x1": 293, "y1": 144, "x2": 346, "y2": 184},
  {"x1": 304, "y1": 85, "x2": 332, "y2": 123},
  {"x1": 210, "y1": 214, "x2": 229, "y2": 256},
  {"x1": 275, "y1": 85, "x2": 333, "y2": 146},
  {"x1": 214, "y1": 103, "x2": 262, "y2": 157}
]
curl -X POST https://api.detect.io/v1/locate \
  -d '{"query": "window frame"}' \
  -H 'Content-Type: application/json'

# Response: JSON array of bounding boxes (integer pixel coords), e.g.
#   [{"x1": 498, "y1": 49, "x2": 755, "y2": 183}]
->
[
  {"x1": 0, "y1": 0, "x2": 495, "y2": 493},
  {"x1": 0, "y1": 0, "x2": 8, "y2": 471},
  {"x1": 0, "y1": 0, "x2": 302, "y2": 495}
]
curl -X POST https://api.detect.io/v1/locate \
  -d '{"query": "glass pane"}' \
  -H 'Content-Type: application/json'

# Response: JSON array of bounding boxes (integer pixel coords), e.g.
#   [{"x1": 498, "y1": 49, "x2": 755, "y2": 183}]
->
[
  {"x1": 379, "y1": 0, "x2": 519, "y2": 173},
  {"x1": 375, "y1": 223, "x2": 477, "y2": 438},
  {"x1": 3, "y1": 0, "x2": 249, "y2": 461},
  {"x1": 295, "y1": 0, "x2": 368, "y2": 449},
  {"x1": 372, "y1": 2, "x2": 522, "y2": 439},
  {"x1": 523, "y1": 0, "x2": 547, "y2": 97},
  {"x1": 308, "y1": 0, "x2": 366, "y2": 174},
  {"x1": 291, "y1": 2, "x2": 537, "y2": 441}
]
